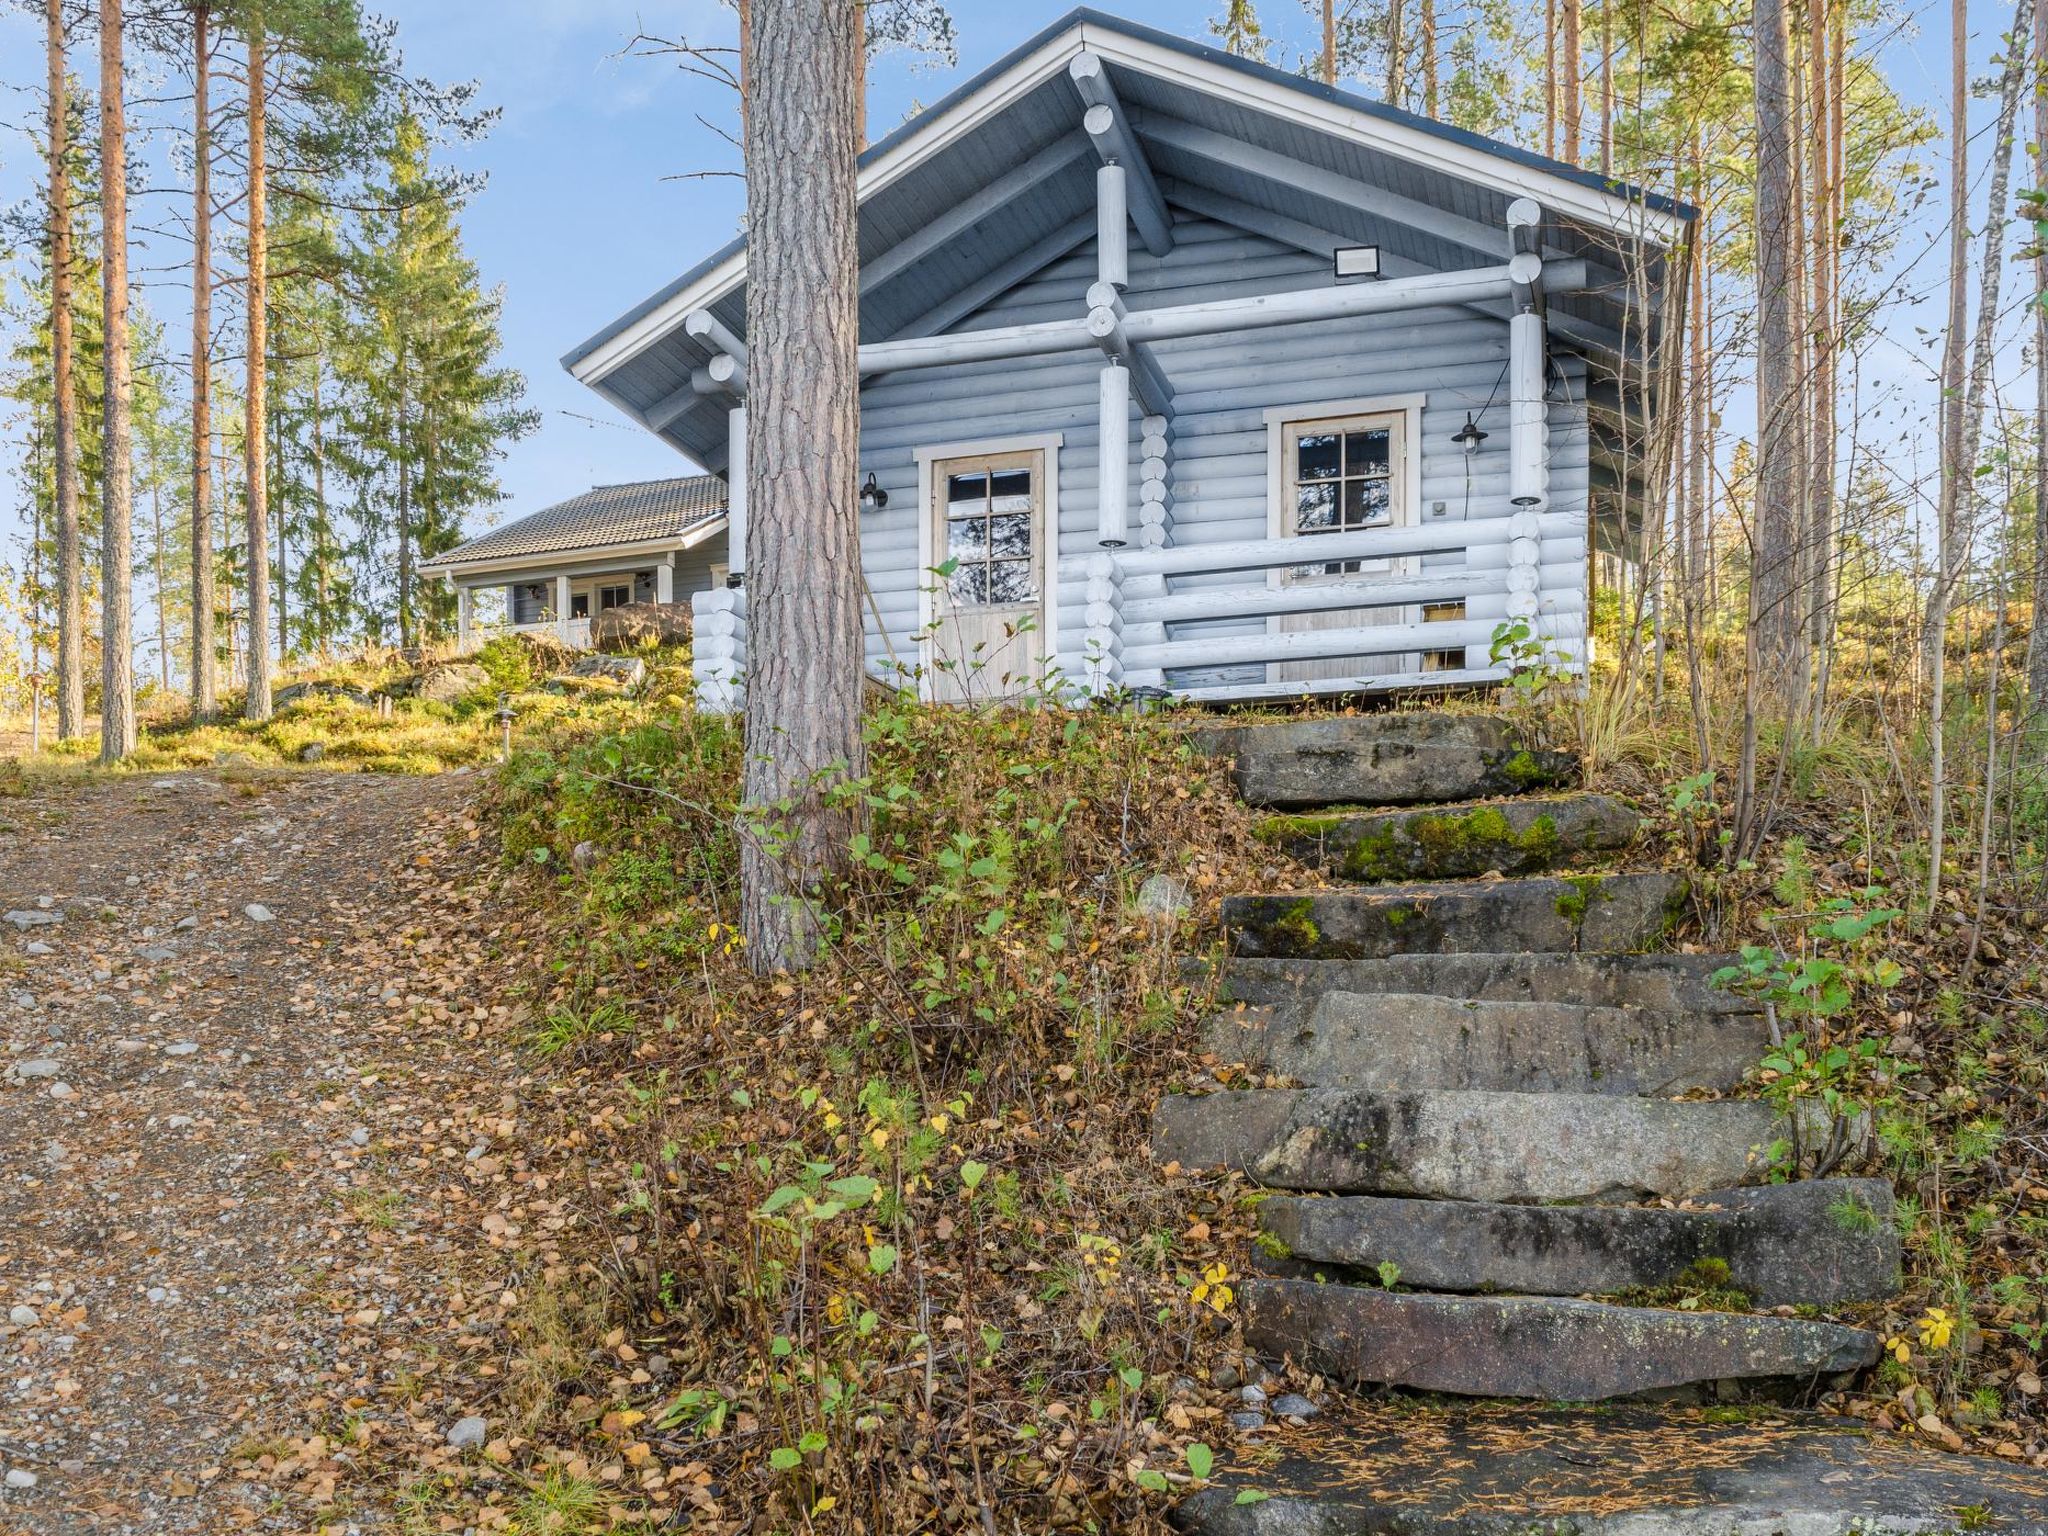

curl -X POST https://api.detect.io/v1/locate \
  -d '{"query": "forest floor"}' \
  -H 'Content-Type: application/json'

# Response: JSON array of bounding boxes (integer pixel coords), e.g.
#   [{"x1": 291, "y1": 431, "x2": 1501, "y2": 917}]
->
[{"x1": 0, "y1": 765, "x2": 550, "y2": 1536}]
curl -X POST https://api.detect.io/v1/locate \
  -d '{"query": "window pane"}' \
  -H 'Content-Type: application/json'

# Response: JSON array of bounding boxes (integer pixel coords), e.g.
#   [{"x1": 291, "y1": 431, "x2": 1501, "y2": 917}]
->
[
  {"x1": 988, "y1": 560, "x2": 1036, "y2": 603},
  {"x1": 1344, "y1": 429, "x2": 1390, "y2": 474},
  {"x1": 947, "y1": 473, "x2": 988, "y2": 510},
  {"x1": 1295, "y1": 481, "x2": 1338, "y2": 532},
  {"x1": 948, "y1": 564, "x2": 989, "y2": 605},
  {"x1": 947, "y1": 518, "x2": 987, "y2": 560},
  {"x1": 1296, "y1": 432, "x2": 1340, "y2": 481},
  {"x1": 1342, "y1": 478, "x2": 1392, "y2": 527},
  {"x1": 989, "y1": 469, "x2": 1032, "y2": 510},
  {"x1": 988, "y1": 513, "x2": 1032, "y2": 559}
]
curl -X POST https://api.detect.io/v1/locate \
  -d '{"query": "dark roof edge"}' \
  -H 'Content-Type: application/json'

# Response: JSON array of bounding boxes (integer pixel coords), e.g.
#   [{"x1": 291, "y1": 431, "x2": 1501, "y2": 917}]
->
[{"x1": 560, "y1": 6, "x2": 1696, "y2": 373}]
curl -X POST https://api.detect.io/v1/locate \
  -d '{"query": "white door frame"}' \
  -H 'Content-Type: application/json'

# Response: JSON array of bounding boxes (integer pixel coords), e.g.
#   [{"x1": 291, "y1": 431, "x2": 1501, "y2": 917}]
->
[
  {"x1": 1263, "y1": 392, "x2": 1427, "y2": 681},
  {"x1": 913, "y1": 431, "x2": 1063, "y2": 699}
]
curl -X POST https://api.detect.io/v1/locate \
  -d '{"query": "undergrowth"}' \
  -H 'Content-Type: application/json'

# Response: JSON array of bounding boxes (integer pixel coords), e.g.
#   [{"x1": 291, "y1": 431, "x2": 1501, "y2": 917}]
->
[{"x1": 487, "y1": 694, "x2": 1299, "y2": 1531}]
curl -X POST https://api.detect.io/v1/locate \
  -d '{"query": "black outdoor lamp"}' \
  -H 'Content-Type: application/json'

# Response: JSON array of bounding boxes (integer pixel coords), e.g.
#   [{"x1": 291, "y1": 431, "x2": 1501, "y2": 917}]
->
[
  {"x1": 860, "y1": 472, "x2": 889, "y2": 511},
  {"x1": 1452, "y1": 413, "x2": 1489, "y2": 455}
]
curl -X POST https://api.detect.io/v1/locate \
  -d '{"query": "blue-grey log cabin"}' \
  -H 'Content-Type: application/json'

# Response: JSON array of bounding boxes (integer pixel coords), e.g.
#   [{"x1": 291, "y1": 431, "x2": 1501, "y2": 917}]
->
[{"x1": 562, "y1": 8, "x2": 1692, "y2": 710}]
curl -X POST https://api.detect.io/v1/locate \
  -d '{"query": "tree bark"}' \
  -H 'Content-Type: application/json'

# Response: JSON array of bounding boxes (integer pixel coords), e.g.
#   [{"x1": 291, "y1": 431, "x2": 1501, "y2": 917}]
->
[
  {"x1": 1322, "y1": 0, "x2": 1336, "y2": 84},
  {"x1": 100, "y1": 0, "x2": 137, "y2": 762},
  {"x1": 244, "y1": 15, "x2": 272, "y2": 720},
  {"x1": 151, "y1": 440, "x2": 169, "y2": 690},
  {"x1": 1599, "y1": 0, "x2": 1613, "y2": 175},
  {"x1": 2034, "y1": 0, "x2": 2048, "y2": 711},
  {"x1": 1561, "y1": 0, "x2": 1581, "y2": 162},
  {"x1": 1420, "y1": 0, "x2": 1438, "y2": 116},
  {"x1": 1927, "y1": 0, "x2": 1970, "y2": 912},
  {"x1": 1806, "y1": 0, "x2": 1839, "y2": 719},
  {"x1": 1385, "y1": 0, "x2": 1404, "y2": 106},
  {"x1": 1750, "y1": 0, "x2": 1804, "y2": 696},
  {"x1": 48, "y1": 0, "x2": 85, "y2": 742},
  {"x1": 739, "y1": 0, "x2": 866, "y2": 974},
  {"x1": 191, "y1": 1, "x2": 216, "y2": 717}
]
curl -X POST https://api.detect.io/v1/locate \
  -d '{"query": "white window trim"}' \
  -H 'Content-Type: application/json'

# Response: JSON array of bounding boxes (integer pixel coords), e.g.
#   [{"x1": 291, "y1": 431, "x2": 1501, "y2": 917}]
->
[
  {"x1": 912, "y1": 431, "x2": 1064, "y2": 700},
  {"x1": 1263, "y1": 393, "x2": 1426, "y2": 543},
  {"x1": 1262, "y1": 393, "x2": 1427, "y2": 681}
]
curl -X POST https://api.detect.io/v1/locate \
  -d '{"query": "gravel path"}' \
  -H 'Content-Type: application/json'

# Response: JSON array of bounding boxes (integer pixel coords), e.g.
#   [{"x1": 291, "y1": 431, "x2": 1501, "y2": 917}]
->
[{"x1": 0, "y1": 768, "x2": 493, "y2": 1534}]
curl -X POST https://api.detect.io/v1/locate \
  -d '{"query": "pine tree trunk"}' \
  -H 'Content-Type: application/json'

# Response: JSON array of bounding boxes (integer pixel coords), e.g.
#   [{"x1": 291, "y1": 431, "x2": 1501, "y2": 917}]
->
[
  {"x1": 2034, "y1": 0, "x2": 2048, "y2": 712},
  {"x1": 397, "y1": 328, "x2": 413, "y2": 649},
  {"x1": 739, "y1": 0, "x2": 866, "y2": 974},
  {"x1": 313, "y1": 347, "x2": 330, "y2": 656},
  {"x1": 1385, "y1": 0, "x2": 1404, "y2": 106},
  {"x1": 276, "y1": 398, "x2": 289, "y2": 662},
  {"x1": 1561, "y1": 0, "x2": 1581, "y2": 162},
  {"x1": 100, "y1": 0, "x2": 137, "y2": 762},
  {"x1": 1599, "y1": 0, "x2": 1613, "y2": 175},
  {"x1": 1544, "y1": 0, "x2": 1558, "y2": 156},
  {"x1": 1806, "y1": 0, "x2": 1839, "y2": 718},
  {"x1": 48, "y1": 0, "x2": 85, "y2": 742},
  {"x1": 1751, "y1": 0, "x2": 1803, "y2": 695},
  {"x1": 152, "y1": 445, "x2": 169, "y2": 691},
  {"x1": 190, "y1": 1, "x2": 216, "y2": 717},
  {"x1": 1420, "y1": 0, "x2": 1438, "y2": 116},
  {"x1": 243, "y1": 17, "x2": 272, "y2": 721},
  {"x1": 1322, "y1": 0, "x2": 1336, "y2": 83},
  {"x1": 1927, "y1": 0, "x2": 1970, "y2": 911}
]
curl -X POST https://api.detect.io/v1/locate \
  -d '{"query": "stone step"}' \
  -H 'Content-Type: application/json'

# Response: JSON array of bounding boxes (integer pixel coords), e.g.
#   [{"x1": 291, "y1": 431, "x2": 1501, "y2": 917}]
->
[
  {"x1": 1219, "y1": 951, "x2": 1752, "y2": 1019},
  {"x1": 1152, "y1": 1087, "x2": 1780, "y2": 1202},
  {"x1": 1241, "y1": 1279, "x2": 1879, "y2": 1401},
  {"x1": 1193, "y1": 715, "x2": 1576, "y2": 809},
  {"x1": 1225, "y1": 873, "x2": 1689, "y2": 960},
  {"x1": 1171, "y1": 1402, "x2": 2048, "y2": 1535},
  {"x1": 1205, "y1": 990, "x2": 1765, "y2": 1095},
  {"x1": 1255, "y1": 793, "x2": 1641, "y2": 882},
  {"x1": 1256, "y1": 1179, "x2": 1901, "y2": 1307}
]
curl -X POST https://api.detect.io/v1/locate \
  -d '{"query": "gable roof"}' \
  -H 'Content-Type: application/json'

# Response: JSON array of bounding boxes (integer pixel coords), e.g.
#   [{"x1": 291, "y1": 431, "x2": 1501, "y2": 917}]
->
[
  {"x1": 567, "y1": 7, "x2": 1694, "y2": 470},
  {"x1": 424, "y1": 476, "x2": 727, "y2": 572}
]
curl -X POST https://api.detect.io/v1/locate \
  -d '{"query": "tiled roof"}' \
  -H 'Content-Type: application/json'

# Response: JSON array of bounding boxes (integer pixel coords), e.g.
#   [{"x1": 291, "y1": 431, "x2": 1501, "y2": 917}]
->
[{"x1": 428, "y1": 476, "x2": 727, "y2": 567}]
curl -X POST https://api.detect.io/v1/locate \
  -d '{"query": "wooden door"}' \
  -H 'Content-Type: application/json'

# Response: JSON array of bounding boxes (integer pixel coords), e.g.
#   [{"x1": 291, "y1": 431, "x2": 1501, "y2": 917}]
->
[
  {"x1": 1273, "y1": 410, "x2": 1415, "y2": 685},
  {"x1": 928, "y1": 449, "x2": 1047, "y2": 701}
]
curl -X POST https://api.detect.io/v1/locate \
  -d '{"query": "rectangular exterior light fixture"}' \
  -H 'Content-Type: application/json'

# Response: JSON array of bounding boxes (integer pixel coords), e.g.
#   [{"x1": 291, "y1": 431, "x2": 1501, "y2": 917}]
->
[{"x1": 1333, "y1": 245, "x2": 1381, "y2": 280}]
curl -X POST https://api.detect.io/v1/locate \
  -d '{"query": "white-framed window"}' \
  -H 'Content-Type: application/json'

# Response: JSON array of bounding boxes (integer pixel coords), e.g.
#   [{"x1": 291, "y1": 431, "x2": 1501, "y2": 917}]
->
[
  {"x1": 1280, "y1": 410, "x2": 1404, "y2": 576},
  {"x1": 1264, "y1": 393, "x2": 1425, "y2": 558},
  {"x1": 598, "y1": 583, "x2": 632, "y2": 611}
]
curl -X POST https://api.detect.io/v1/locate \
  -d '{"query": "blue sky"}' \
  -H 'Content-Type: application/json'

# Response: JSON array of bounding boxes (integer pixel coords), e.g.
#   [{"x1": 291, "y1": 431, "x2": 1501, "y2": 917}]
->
[{"x1": 0, "y1": 0, "x2": 2011, "y2": 565}]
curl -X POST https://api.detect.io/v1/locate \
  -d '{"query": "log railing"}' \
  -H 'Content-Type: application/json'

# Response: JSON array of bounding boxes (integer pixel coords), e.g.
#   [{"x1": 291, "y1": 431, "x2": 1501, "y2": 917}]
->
[{"x1": 1068, "y1": 508, "x2": 1585, "y2": 700}]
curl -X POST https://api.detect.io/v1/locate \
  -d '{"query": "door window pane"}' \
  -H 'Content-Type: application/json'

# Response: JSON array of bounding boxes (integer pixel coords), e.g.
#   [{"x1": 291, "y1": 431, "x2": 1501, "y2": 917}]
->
[{"x1": 939, "y1": 459, "x2": 1036, "y2": 609}]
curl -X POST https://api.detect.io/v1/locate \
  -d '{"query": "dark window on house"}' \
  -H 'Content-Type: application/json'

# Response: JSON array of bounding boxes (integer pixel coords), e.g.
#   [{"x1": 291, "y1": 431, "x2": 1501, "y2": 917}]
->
[
  {"x1": 599, "y1": 584, "x2": 631, "y2": 611},
  {"x1": 571, "y1": 592, "x2": 591, "y2": 619}
]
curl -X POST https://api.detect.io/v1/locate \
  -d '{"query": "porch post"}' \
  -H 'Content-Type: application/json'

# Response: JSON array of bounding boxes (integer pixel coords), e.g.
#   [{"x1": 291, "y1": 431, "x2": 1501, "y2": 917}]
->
[
  {"x1": 726, "y1": 405, "x2": 748, "y2": 585},
  {"x1": 656, "y1": 558, "x2": 674, "y2": 605},
  {"x1": 555, "y1": 572, "x2": 573, "y2": 645},
  {"x1": 456, "y1": 583, "x2": 474, "y2": 651},
  {"x1": 1097, "y1": 362, "x2": 1130, "y2": 548}
]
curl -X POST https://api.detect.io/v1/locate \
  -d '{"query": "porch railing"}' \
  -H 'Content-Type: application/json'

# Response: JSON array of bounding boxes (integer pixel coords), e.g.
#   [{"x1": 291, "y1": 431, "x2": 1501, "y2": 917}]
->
[
  {"x1": 1068, "y1": 508, "x2": 1586, "y2": 701},
  {"x1": 686, "y1": 509, "x2": 1583, "y2": 713}
]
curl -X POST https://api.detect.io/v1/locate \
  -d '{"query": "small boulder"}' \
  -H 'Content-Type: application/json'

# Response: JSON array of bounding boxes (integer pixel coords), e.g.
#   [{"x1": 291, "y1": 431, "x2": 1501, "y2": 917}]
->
[
  {"x1": 590, "y1": 601, "x2": 692, "y2": 653},
  {"x1": 446, "y1": 1415, "x2": 488, "y2": 1451},
  {"x1": 8, "y1": 1305, "x2": 40, "y2": 1328},
  {"x1": 570, "y1": 841, "x2": 601, "y2": 877},
  {"x1": 299, "y1": 742, "x2": 326, "y2": 764},
  {"x1": 244, "y1": 904, "x2": 274, "y2": 924},
  {"x1": 567, "y1": 654, "x2": 647, "y2": 688},
  {"x1": 1136, "y1": 873, "x2": 1192, "y2": 923},
  {"x1": 416, "y1": 663, "x2": 492, "y2": 705}
]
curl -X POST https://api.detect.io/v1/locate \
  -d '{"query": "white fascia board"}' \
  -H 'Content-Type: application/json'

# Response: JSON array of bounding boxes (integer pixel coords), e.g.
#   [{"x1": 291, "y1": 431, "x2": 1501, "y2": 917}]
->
[
  {"x1": 574, "y1": 32, "x2": 1088, "y2": 388},
  {"x1": 1077, "y1": 25, "x2": 1686, "y2": 247}
]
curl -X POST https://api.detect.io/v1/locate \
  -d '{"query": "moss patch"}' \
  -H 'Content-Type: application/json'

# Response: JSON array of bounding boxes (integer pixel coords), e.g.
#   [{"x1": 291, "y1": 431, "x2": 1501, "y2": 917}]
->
[{"x1": 1554, "y1": 872, "x2": 1613, "y2": 926}]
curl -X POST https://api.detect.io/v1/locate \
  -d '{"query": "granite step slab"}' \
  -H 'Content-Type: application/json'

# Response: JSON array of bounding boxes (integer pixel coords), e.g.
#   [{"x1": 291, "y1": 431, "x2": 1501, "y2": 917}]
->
[
  {"x1": 1242, "y1": 1278, "x2": 1879, "y2": 1401},
  {"x1": 1171, "y1": 1402, "x2": 2048, "y2": 1535},
  {"x1": 1152, "y1": 1087, "x2": 1781, "y2": 1202},
  {"x1": 1193, "y1": 716, "x2": 1576, "y2": 809},
  {"x1": 1205, "y1": 990, "x2": 1767, "y2": 1095},
  {"x1": 1256, "y1": 1179, "x2": 1901, "y2": 1307},
  {"x1": 1256, "y1": 793, "x2": 1641, "y2": 882},
  {"x1": 1218, "y1": 952, "x2": 1752, "y2": 1021},
  {"x1": 1224, "y1": 873, "x2": 1690, "y2": 960}
]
